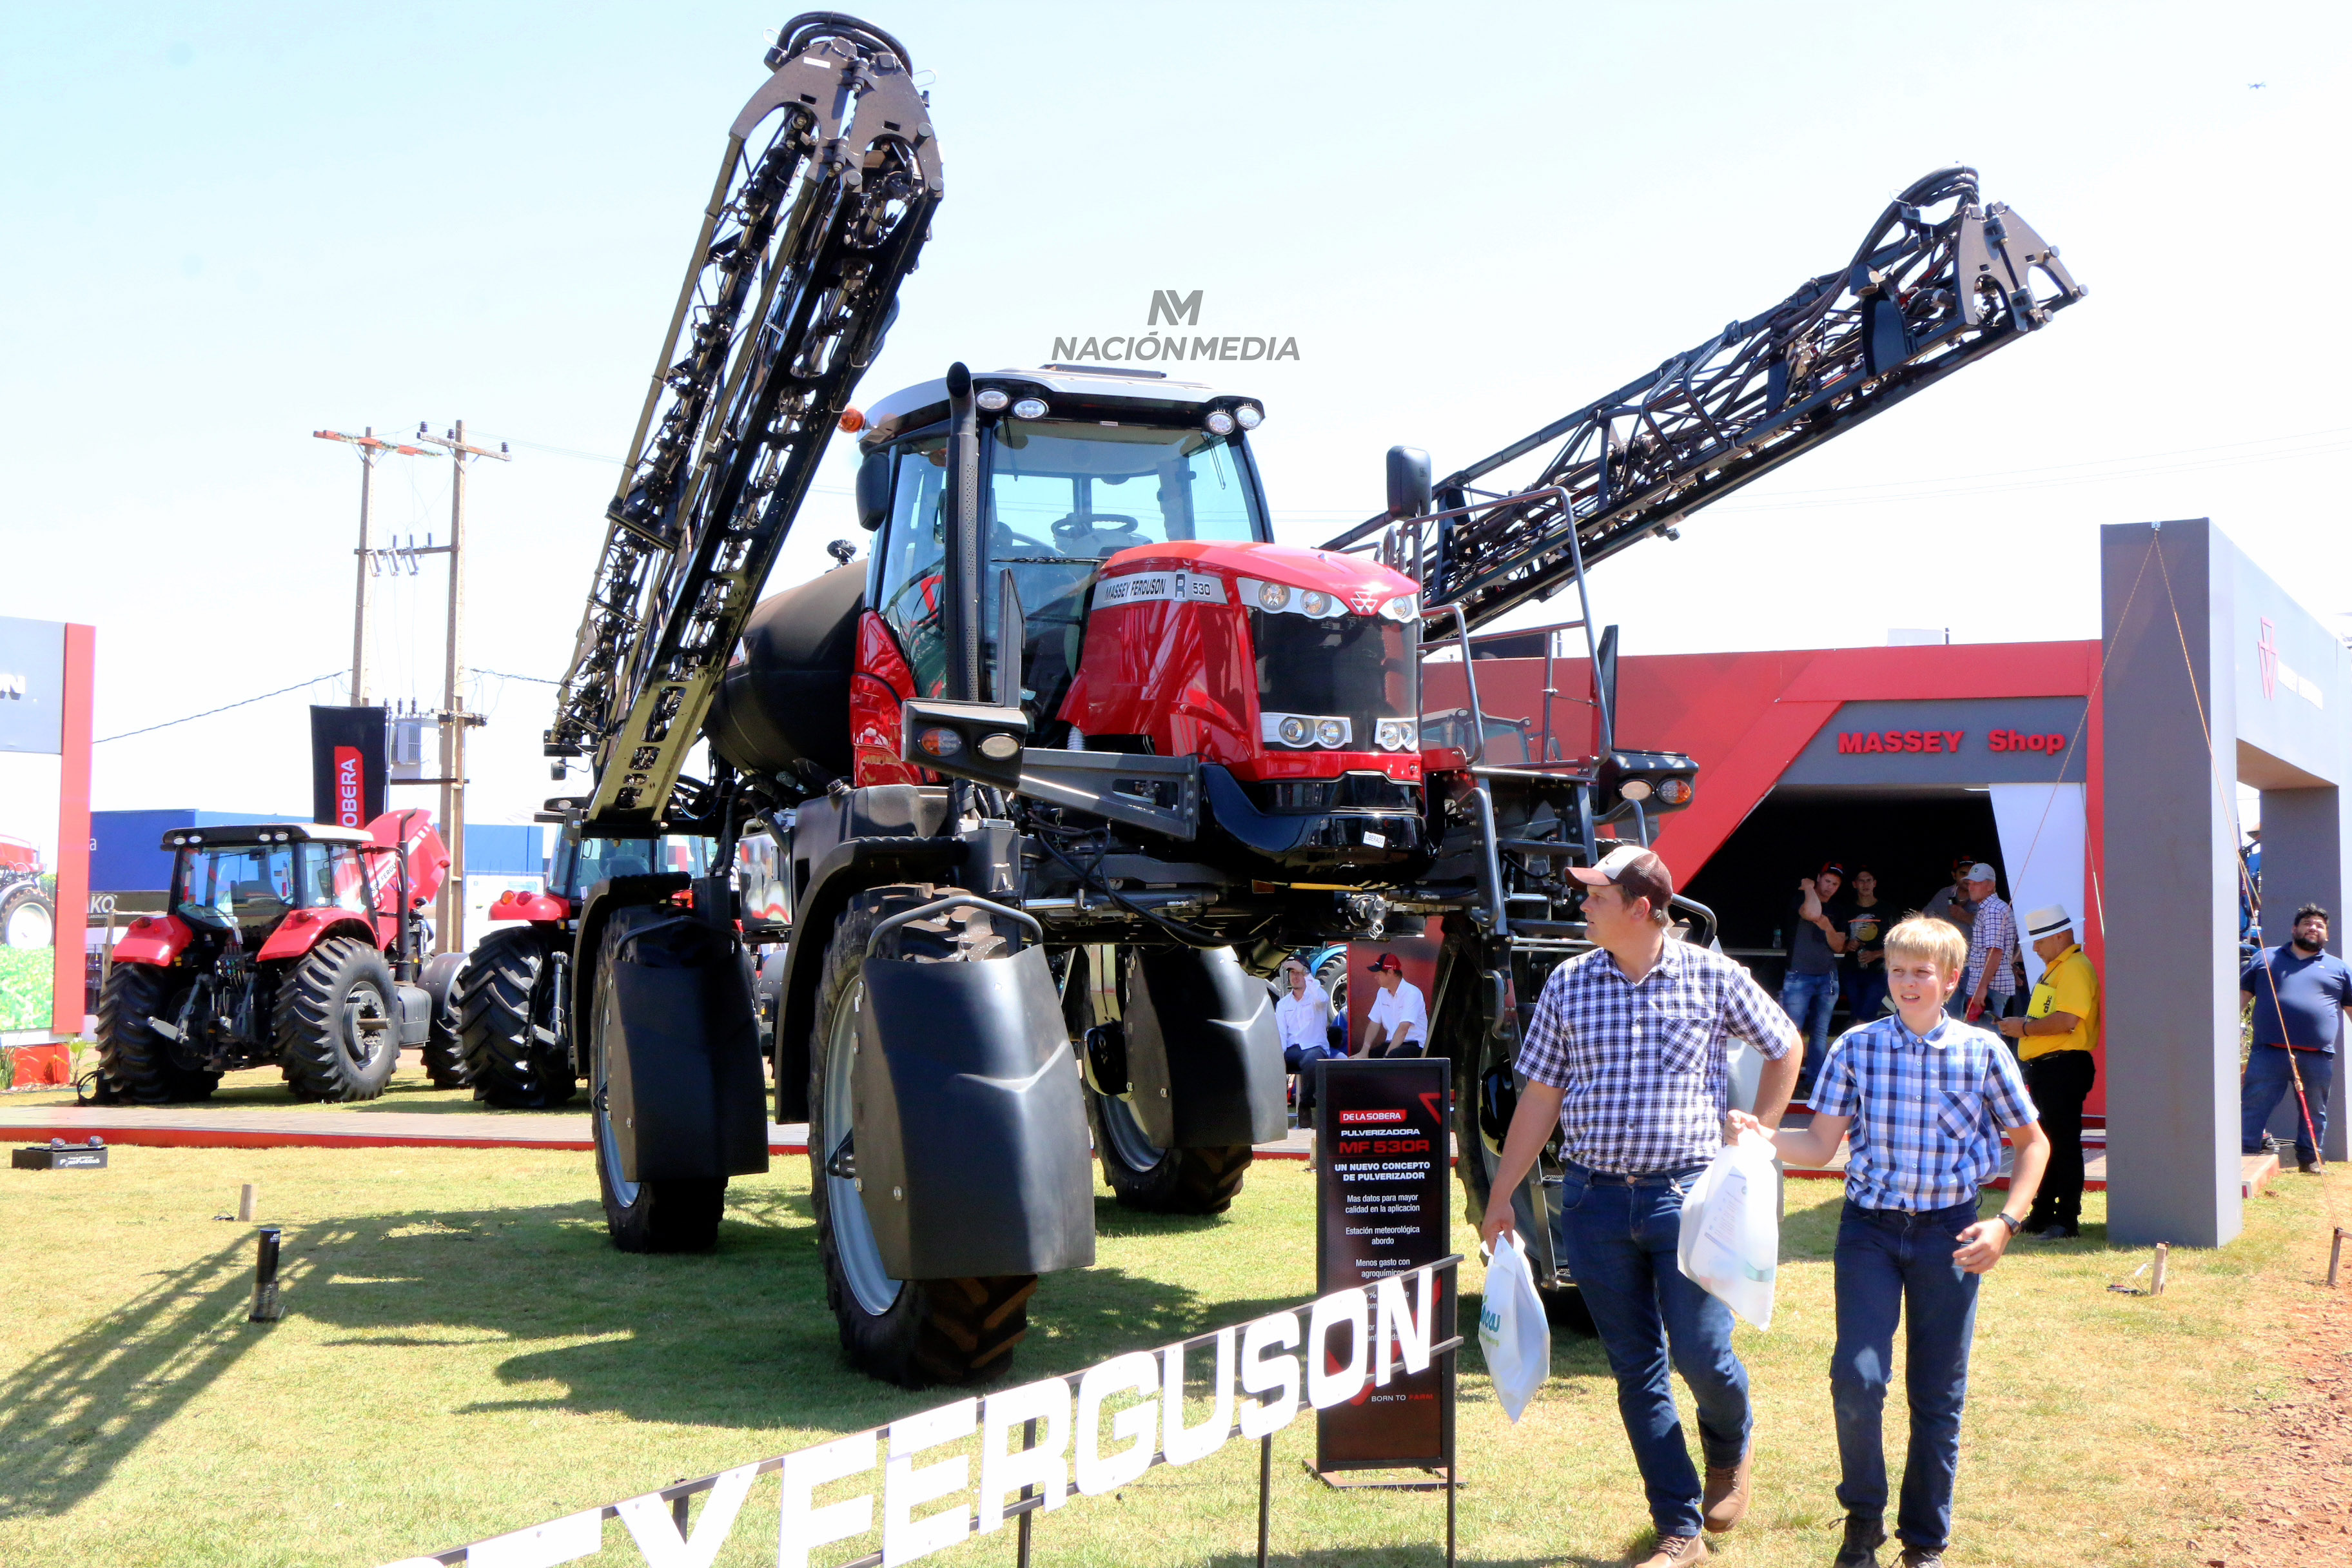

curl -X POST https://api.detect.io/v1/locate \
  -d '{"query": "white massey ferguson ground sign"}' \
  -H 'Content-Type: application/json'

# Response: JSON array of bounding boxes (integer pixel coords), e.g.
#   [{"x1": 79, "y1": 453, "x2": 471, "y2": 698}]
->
[{"x1": 384, "y1": 1270, "x2": 1439, "y2": 1568}]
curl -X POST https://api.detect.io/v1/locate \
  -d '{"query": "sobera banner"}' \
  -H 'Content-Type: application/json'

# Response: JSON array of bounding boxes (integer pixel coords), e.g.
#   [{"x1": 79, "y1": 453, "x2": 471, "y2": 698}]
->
[{"x1": 309, "y1": 705, "x2": 387, "y2": 828}]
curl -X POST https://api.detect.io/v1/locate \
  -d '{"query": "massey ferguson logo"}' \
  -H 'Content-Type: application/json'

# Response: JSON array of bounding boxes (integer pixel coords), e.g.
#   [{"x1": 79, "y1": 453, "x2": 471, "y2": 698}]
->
[
  {"x1": 1348, "y1": 589, "x2": 1382, "y2": 616},
  {"x1": 333, "y1": 745, "x2": 364, "y2": 828},
  {"x1": 1050, "y1": 291, "x2": 1301, "y2": 367},
  {"x1": 2258, "y1": 616, "x2": 2326, "y2": 709}
]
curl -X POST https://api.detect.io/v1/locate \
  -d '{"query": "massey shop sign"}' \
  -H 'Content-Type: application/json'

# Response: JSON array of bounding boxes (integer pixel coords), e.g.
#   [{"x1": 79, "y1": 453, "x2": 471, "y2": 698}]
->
[{"x1": 1780, "y1": 696, "x2": 2090, "y2": 787}]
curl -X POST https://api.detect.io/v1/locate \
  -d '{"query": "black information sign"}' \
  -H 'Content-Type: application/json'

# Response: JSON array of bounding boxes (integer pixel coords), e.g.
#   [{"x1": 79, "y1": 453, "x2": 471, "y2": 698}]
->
[{"x1": 1313, "y1": 1055, "x2": 1452, "y2": 1473}]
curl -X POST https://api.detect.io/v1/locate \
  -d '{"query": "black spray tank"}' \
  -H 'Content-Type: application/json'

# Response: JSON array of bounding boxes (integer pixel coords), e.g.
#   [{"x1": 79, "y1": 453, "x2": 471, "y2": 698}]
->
[{"x1": 704, "y1": 564, "x2": 864, "y2": 782}]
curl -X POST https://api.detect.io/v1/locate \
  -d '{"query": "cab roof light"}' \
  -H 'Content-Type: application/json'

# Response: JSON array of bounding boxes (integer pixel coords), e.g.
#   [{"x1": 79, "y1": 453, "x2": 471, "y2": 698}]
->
[
  {"x1": 1203, "y1": 409, "x2": 1236, "y2": 436},
  {"x1": 1233, "y1": 403, "x2": 1263, "y2": 430},
  {"x1": 1010, "y1": 397, "x2": 1049, "y2": 420},
  {"x1": 975, "y1": 388, "x2": 1010, "y2": 412}
]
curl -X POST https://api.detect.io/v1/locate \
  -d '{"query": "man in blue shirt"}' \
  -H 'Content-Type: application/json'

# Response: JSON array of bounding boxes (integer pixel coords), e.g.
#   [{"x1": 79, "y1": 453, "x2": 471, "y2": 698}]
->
[{"x1": 2239, "y1": 901, "x2": 2349, "y2": 1175}]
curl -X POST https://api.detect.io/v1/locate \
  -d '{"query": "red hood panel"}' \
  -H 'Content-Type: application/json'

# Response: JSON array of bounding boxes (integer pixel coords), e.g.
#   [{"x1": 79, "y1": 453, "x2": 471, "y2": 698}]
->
[
  {"x1": 1100, "y1": 540, "x2": 1418, "y2": 602},
  {"x1": 1064, "y1": 540, "x2": 1423, "y2": 783}
]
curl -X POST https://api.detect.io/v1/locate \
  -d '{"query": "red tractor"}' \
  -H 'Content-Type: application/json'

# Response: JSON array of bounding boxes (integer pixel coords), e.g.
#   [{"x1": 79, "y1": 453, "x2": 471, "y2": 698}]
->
[
  {"x1": 453, "y1": 818, "x2": 716, "y2": 1108},
  {"x1": 94, "y1": 810, "x2": 456, "y2": 1102}
]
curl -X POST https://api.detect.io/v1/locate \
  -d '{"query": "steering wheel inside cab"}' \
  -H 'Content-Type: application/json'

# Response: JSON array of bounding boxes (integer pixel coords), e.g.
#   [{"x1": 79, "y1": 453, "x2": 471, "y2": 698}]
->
[{"x1": 1049, "y1": 513, "x2": 1143, "y2": 556}]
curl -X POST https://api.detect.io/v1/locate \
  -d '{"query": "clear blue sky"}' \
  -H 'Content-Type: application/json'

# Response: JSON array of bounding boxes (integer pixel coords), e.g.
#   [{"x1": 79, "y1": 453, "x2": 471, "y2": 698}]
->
[{"x1": 3, "y1": 2, "x2": 2345, "y2": 825}]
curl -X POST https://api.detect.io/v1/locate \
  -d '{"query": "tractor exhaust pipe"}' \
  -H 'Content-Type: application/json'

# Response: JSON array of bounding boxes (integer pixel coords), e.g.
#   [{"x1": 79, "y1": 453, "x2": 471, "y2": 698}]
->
[{"x1": 944, "y1": 362, "x2": 983, "y2": 703}]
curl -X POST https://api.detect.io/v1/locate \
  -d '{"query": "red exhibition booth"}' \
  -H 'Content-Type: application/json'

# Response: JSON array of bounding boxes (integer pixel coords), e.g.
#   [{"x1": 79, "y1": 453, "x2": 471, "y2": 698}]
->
[
  {"x1": 1361, "y1": 635, "x2": 2109, "y2": 1109},
  {"x1": 0, "y1": 615, "x2": 97, "y2": 1085}
]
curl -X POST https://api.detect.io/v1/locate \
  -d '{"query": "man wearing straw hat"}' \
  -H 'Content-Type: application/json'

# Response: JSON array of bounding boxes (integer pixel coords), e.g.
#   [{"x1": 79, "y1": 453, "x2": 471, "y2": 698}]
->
[{"x1": 1998, "y1": 905, "x2": 2101, "y2": 1237}]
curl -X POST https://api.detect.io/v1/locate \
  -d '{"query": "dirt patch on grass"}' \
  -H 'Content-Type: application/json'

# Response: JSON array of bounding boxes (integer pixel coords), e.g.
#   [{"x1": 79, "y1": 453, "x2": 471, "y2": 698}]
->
[{"x1": 2202, "y1": 1208, "x2": 2352, "y2": 1565}]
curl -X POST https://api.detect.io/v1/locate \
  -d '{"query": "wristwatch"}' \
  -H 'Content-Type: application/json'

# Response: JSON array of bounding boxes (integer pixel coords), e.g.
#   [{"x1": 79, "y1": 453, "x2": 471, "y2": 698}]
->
[{"x1": 1994, "y1": 1212, "x2": 2023, "y2": 1235}]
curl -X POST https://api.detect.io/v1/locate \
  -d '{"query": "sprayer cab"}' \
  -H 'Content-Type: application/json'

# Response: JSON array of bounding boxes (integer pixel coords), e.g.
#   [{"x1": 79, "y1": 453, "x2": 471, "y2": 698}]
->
[{"x1": 826, "y1": 364, "x2": 1428, "y2": 876}]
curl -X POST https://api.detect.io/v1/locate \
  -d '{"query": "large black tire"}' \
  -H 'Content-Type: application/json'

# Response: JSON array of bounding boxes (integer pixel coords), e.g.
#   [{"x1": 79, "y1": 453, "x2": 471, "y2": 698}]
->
[
  {"x1": 1, "y1": 883, "x2": 55, "y2": 949},
  {"x1": 1442, "y1": 941, "x2": 1594, "y2": 1335},
  {"x1": 456, "y1": 926, "x2": 576, "y2": 1107},
  {"x1": 94, "y1": 961, "x2": 218, "y2": 1103},
  {"x1": 1313, "y1": 950, "x2": 1348, "y2": 1030},
  {"x1": 809, "y1": 885, "x2": 1036, "y2": 1387},
  {"x1": 590, "y1": 907, "x2": 726, "y2": 1252},
  {"x1": 273, "y1": 937, "x2": 402, "y2": 1102},
  {"x1": 418, "y1": 952, "x2": 472, "y2": 1090},
  {"x1": 1072, "y1": 946, "x2": 1253, "y2": 1215},
  {"x1": 421, "y1": 1016, "x2": 470, "y2": 1089}
]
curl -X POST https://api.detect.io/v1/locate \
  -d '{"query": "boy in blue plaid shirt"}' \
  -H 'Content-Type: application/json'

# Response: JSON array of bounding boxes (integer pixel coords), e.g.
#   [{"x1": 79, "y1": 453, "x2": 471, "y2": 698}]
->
[{"x1": 1733, "y1": 916, "x2": 2049, "y2": 1568}]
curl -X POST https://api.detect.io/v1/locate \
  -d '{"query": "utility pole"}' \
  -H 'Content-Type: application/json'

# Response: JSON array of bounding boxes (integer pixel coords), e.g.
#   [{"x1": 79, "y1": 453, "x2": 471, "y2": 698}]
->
[
  {"x1": 413, "y1": 420, "x2": 511, "y2": 956},
  {"x1": 313, "y1": 427, "x2": 438, "y2": 705}
]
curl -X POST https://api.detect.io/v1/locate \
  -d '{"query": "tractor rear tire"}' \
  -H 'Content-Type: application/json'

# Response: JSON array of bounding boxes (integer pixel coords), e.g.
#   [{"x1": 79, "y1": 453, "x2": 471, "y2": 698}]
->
[
  {"x1": 809, "y1": 885, "x2": 1035, "y2": 1387},
  {"x1": 589, "y1": 909, "x2": 724, "y2": 1252},
  {"x1": 94, "y1": 962, "x2": 217, "y2": 1103},
  {"x1": 274, "y1": 937, "x2": 402, "y2": 1102},
  {"x1": 456, "y1": 926, "x2": 576, "y2": 1108}
]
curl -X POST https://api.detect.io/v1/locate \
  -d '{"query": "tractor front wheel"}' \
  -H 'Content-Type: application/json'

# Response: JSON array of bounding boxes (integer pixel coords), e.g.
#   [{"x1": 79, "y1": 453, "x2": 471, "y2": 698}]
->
[
  {"x1": 95, "y1": 961, "x2": 217, "y2": 1102},
  {"x1": 589, "y1": 909, "x2": 723, "y2": 1252},
  {"x1": 1086, "y1": 1087, "x2": 1253, "y2": 1214},
  {"x1": 456, "y1": 926, "x2": 576, "y2": 1108},
  {"x1": 809, "y1": 886, "x2": 1035, "y2": 1387},
  {"x1": 1068, "y1": 946, "x2": 1252, "y2": 1216},
  {"x1": 274, "y1": 937, "x2": 402, "y2": 1102}
]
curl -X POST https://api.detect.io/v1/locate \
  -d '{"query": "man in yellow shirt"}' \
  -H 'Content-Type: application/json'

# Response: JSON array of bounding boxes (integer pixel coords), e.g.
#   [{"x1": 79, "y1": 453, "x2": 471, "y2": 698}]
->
[{"x1": 1998, "y1": 905, "x2": 2100, "y2": 1239}]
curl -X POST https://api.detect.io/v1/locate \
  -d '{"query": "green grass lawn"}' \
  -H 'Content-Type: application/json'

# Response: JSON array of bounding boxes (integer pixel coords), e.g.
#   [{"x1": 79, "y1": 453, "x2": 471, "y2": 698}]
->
[{"x1": 0, "y1": 1142, "x2": 2338, "y2": 1567}]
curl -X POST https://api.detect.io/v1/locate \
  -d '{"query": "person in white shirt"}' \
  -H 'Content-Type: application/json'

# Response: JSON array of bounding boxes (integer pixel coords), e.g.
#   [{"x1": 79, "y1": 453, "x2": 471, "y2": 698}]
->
[
  {"x1": 1275, "y1": 956, "x2": 1337, "y2": 1166},
  {"x1": 1361, "y1": 952, "x2": 1429, "y2": 1057}
]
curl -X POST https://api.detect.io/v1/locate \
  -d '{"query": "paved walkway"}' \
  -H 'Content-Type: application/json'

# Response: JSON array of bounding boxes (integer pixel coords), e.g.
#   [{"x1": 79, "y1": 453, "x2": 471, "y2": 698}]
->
[{"x1": 0, "y1": 1102, "x2": 1317, "y2": 1160}]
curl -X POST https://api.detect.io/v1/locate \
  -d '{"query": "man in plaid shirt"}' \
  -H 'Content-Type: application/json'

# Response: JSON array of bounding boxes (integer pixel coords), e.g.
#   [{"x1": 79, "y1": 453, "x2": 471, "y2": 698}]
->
[
  {"x1": 1480, "y1": 845, "x2": 1801, "y2": 1568},
  {"x1": 1741, "y1": 915, "x2": 2049, "y2": 1568},
  {"x1": 1952, "y1": 863, "x2": 2016, "y2": 1023}
]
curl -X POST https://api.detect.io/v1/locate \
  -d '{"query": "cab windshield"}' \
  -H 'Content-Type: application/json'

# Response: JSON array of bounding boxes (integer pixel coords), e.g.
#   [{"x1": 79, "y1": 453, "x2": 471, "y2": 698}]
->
[
  {"x1": 175, "y1": 844, "x2": 297, "y2": 937},
  {"x1": 554, "y1": 833, "x2": 712, "y2": 898},
  {"x1": 175, "y1": 841, "x2": 377, "y2": 936},
  {"x1": 876, "y1": 419, "x2": 1269, "y2": 716}
]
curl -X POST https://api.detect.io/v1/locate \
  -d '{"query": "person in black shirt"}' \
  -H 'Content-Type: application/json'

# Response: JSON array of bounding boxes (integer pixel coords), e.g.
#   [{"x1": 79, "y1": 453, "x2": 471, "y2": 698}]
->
[
  {"x1": 1781, "y1": 861, "x2": 1853, "y2": 1094},
  {"x1": 1840, "y1": 867, "x2": 1891, "y2": 1026}
]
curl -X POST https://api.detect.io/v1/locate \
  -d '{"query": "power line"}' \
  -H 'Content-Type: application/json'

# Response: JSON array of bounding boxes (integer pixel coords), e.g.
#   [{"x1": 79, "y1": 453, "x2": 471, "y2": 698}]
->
[
  {"x1": 96, "y1": 673, "x2": 343, "y2": 744},
  {"x1": 474, "y1": 667, "x2": 562, "y2": 685}
]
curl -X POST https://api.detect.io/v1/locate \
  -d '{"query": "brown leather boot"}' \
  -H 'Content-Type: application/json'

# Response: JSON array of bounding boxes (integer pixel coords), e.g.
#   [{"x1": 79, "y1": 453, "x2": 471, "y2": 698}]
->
[
  {"x1": 1700, "y1": 1451, "x2": 1752, "y2": 1533},
  {"x1": 1631, "y1": 1532, "x2": 1709, "y2": 1567}
]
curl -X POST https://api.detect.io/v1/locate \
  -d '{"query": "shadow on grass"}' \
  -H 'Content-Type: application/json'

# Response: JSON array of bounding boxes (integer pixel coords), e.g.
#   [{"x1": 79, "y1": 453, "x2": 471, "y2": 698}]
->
[
  {"x1": 0, "y1": 1175, "x2": 1349, "y2": 1520},
  {"x1": 0, "y1": 1235, "x2": 268, "y2": 1521}
]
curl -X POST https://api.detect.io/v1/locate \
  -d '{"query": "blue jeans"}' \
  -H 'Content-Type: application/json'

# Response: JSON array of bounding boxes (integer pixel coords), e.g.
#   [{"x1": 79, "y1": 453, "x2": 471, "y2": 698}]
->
[
  {"x1": 1843, "y1": 966, "x2": 1889, "y2": 1025},
  {"x1": 1555, "y1": 1162, "x2": 1752, "y2": 1538},
  {"x1": 1831, "y1": 1199, "x2": 1983, "y2": 1551},
  {"x1": 2241, "y1": 1044, "x2": 2334, "y2": 1161},
  {"x1": 1780, "y1": 970, "x2": 1838, "y2": 1092}
]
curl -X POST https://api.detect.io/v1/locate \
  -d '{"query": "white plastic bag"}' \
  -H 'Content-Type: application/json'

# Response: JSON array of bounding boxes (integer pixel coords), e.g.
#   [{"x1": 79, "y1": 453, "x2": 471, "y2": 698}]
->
[
  {"x1": 1478, "y1": 1231, "x2": 1551, "y2": 1423},
  {"x1": 1676, "y1": 1132, "x2": 1782, "y2": 1330}
]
